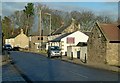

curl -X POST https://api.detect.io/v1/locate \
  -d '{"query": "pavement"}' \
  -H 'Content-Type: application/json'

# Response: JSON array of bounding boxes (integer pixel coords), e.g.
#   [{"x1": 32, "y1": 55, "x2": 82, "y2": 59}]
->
[
  {"x1": 61, "y1": 55, "x2": 120, "y2": 73},
  {"x1": 2, "y1": 63, "x2": 25, "y2": 82},
  {"x1": 1, "y1": 51, "x2": 25, "y2": 82}
]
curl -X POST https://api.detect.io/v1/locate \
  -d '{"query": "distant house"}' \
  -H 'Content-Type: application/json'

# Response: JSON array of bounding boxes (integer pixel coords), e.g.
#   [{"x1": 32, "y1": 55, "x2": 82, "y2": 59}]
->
[
  {"x1": 52, "y1": 18, "x2": 80, "y2": 35},
  {"x1": 49, "y1": 31, "x2": 88, "y2": 56},
  {"x1": 46, "y1": 18, "x2": 81, "y2": 50},
  {"x1": 29, "y1": 35, "x2": 48, "y2": 52},
  {"x1": 87, "y1": 22, "x2": 120, "y2": 66},
  {"x1": 14, "y1": 29, "x2": 29, "y2": 48},
  {"x1": 5, "y1": 38, "x2": 15, "y2": 48},
  {"x1": 5, "y1": 29, "x2": 29, "y2": 49}
]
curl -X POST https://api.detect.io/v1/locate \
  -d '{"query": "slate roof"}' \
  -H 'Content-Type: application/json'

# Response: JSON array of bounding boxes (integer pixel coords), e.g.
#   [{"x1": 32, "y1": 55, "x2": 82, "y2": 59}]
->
[
  {"x1": 77, "y1": 42, "x2": 87, "y2": 46},
  {"x1": 82, "y1": 31, "x2": 91, "y2": 36},
  {"x1": 97, "y1": 23, "x2": 120, "y2": 42},
  {"x1": 49, "y1": 32, "x2": 73, "y2": 42},
  {"x1": 52, "y1": 24, "x2": 70, "y2": 35}
]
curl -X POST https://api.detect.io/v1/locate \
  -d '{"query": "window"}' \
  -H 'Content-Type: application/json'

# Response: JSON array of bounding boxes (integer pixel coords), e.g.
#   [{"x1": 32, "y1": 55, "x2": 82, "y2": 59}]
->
[
  {"x1": 38, "y1": 37, "x2": 40, "y2": 40},
  {"x1": 67, "y1": 37, "x2": 75, "y2": 44}
]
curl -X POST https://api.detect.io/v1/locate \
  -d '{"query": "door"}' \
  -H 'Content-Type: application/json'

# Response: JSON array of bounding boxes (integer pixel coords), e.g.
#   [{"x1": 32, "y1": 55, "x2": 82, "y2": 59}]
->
[{"x1": 77, "y1": 51, "x2": 80, "y2": 59}]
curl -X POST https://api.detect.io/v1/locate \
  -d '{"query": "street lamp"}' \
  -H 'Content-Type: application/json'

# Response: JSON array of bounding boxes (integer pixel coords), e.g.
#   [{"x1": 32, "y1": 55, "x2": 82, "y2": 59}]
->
[
  {"x1": 45, "y1": 13, "x2": 51, "y2": 36},
  {"x1": 45, "y1": 13, "x2": 51, "y2": 47}
]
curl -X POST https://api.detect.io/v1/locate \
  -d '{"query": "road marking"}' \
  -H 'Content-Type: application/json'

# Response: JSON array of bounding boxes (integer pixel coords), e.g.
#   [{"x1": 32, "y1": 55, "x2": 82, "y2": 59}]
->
[{"x1": 68, "y1": 70, "x2": 88, "y2": 78}]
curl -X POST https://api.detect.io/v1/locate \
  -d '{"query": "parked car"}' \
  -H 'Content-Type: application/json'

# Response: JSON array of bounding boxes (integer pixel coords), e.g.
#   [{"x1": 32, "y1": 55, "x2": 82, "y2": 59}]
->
[
  {"x1": 3, "y1": 44, "x2": 12, "y2": 51},
  {"x1": 47, "y1": 46, "x2": 62, "y2": 58},
  {"x1": 12, "y1": 47, "x2": 20, "y2": 51}
]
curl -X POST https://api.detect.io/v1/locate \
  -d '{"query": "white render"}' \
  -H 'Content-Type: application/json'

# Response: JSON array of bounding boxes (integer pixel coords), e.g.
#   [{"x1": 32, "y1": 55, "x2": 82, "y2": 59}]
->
[
  {"x1": 67, "y1": 46, "x2": 81, "y2": 58},
  {"x1": 5, "y1": 38, "x2": 15, "y2": 48},
  {"x1": 61, "y1": 31, "x2": 88, "y2": 55},
  {"x1": 80, "y1": 46, "x2": 87, "y2": 61}
]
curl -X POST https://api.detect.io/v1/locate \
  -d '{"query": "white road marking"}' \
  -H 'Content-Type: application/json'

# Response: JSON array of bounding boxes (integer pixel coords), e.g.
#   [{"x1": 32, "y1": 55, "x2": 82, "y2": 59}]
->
[{"x1": 68, "y1": 70, "x2": 89, "y2": 78}]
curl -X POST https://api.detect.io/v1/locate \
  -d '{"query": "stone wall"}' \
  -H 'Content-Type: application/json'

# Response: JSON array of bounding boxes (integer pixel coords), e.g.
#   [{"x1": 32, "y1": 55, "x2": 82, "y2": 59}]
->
[
  {"x1": 87, "y1": 25, "x2": 107, "y2": 64},
  {"x1": 106, "y1": 42, "x2": 120, "y2": 66}
]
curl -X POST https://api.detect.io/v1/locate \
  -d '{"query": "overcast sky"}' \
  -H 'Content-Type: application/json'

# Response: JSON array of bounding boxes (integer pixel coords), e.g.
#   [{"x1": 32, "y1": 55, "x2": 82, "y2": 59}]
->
[{"x1": 1, "y1": 0, "x2": 119, "y2": 20}]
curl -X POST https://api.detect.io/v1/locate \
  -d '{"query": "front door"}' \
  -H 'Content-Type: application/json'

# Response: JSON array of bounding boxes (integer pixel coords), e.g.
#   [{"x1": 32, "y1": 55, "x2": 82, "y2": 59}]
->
[{"x1": 77, "y1": 51, "x2": 80, "y2": 59}]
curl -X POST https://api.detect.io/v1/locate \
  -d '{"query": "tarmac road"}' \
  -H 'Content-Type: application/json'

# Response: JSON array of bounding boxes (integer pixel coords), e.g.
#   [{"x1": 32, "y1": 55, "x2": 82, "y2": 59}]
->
[{"x1": 7, "y1": 51, "x2": 119, "y2": 81}]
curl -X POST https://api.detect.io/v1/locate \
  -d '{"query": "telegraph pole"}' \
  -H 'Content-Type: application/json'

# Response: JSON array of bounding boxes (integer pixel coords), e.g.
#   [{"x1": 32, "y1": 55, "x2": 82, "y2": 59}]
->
[{"x1": 39, "y1": 9, "x2": 42, "y2": 52}]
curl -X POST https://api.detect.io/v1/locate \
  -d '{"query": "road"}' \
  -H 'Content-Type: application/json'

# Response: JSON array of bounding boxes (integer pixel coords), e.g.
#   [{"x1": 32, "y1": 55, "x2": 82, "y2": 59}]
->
[{"x1": 7, "y1": 51, "x2": 119, "y2": 81}]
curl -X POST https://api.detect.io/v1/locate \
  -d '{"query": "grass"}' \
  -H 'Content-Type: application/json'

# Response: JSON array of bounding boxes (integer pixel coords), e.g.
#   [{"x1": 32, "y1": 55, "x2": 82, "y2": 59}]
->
[{"x1": 38, "y1": 50, "x2": 47, "y2": 54}]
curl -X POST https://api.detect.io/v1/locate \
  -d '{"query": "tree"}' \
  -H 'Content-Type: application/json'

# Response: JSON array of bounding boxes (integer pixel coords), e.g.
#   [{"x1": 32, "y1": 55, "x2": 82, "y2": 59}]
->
[
  {"x1": 78, "y1": 10, "x2": 96, "y2": 31},
  {"x1": 96, "y1": 15, "x2": 113, "y2": 23},
  {"x1": 2, "y1": 16, "x2": 12, "y2": 39},
  {"x1": 70, "y1": 11, "x2": 81, "y2": 21},
  {"x1": 34, "y1": 4, "x2": 63, "y2": 35},
  {"x1": 23, "y1": 3, "x2": 34, "y2": 36}
]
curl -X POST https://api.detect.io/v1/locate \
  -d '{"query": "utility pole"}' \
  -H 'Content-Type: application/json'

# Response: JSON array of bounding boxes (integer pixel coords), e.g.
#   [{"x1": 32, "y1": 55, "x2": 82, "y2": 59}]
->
[{"x1": 39, "y1": 9, "x2": 42, "y2": 52}]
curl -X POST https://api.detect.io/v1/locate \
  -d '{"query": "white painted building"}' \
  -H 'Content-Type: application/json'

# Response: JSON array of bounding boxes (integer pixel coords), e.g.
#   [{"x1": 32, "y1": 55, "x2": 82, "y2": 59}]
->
[
  {"x1": 67, "y1": 46, "x2": 80, "y2": 58},
  {"x1": 5, "y1": 38, "x2": 15, "y2": 48},
  {"x1": 49, "y1": 31, "x2": 89, "y2": 55},
  {"x1": 80, "y1": 46, "x2": 87, "y2": 61},
  {"x1": 67, "y1": 43, "x2": 87, "y2": 62}
]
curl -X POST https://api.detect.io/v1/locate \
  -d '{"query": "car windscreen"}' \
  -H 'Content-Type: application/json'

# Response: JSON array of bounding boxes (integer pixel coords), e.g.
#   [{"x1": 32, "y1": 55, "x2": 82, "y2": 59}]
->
[
  {"x1": 5, "y1": 45, "x2": 11, "y2": 47},
  {"x1": 50, "y1": 46, "x2": 60, "y2": 50}
]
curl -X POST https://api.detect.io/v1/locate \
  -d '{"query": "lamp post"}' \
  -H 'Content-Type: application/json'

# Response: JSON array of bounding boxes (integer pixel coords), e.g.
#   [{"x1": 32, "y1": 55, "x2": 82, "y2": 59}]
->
[
  {"x1": 45, "y1": 13, "x2": 51, "y2": 47},
  {"x1": 45, "y1": 13, "x2": 51, "y2": 36}
]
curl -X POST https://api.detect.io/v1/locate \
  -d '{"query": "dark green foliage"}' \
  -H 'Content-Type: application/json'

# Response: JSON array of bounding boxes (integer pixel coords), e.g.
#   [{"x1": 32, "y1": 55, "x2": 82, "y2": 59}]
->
[
  {"x1": 23, "y1": 3, "x2": 34, "y2": 36},
  {"x1": 23, "y1": 3, "x2": 34, "y2": 17}
]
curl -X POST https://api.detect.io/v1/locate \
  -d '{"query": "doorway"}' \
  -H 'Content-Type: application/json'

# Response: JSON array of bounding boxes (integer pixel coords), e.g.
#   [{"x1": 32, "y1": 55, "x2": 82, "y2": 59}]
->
[{"x1": 77, "y1": 51, "x2": 80, "y2": 59}]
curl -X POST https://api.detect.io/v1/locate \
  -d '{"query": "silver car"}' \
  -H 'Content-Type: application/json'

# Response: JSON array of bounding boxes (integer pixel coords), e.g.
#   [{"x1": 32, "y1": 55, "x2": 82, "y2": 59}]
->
[{"x1": 47, "y1": 46, "x2": 62, "y2": 58}]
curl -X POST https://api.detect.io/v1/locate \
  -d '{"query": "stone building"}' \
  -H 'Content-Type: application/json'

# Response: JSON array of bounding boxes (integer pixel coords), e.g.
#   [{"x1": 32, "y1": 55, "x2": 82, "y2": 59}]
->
[
  {"x1": 47, "y1": 18, "x2": 80, "y2": 50},
  {"x1": 5, "y1": 29, "x2": 29, "y2": 49},
  {"x1": 14, "y1": 29, "x2": 29, "y2": 48},
  {"x1": 29, "y1": 35, "x2": 48, "y2": 52},
  {"x1": 87, "y1": 22, "x2": 120, "y2": 66},
  {"x1": 52, "y1": 18, "x2": 80, "y2": 35}
]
